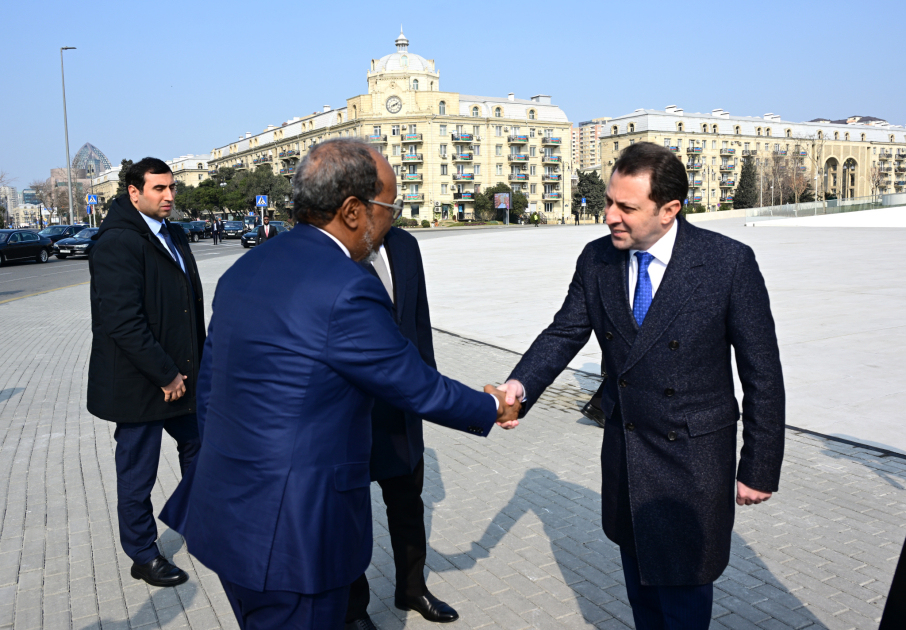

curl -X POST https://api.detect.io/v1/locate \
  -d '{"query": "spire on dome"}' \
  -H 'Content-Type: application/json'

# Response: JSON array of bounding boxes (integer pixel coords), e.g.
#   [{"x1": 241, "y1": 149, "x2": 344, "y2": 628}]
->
[{"x1": 395, "y1": 27, "x2": 409, "y2": 52}]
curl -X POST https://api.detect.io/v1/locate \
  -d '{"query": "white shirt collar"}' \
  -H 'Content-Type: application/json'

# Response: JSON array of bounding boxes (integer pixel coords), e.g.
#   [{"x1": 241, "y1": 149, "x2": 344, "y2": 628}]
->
[
  {"x1": 315, "y1": 227, "x2": 351, "y2": 258},
  {"x1": 630, "y1": 218, "x2": 678, "y2": 266},
  {"x1": 137, "y1": 208, "x2": 164, "y2": 235}
]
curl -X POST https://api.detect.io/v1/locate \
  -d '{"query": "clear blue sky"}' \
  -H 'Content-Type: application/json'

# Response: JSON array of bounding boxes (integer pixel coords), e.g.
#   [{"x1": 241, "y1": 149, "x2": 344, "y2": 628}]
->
[{"x1": 2, "y1": 0, "x2": 903, "y2": 188}]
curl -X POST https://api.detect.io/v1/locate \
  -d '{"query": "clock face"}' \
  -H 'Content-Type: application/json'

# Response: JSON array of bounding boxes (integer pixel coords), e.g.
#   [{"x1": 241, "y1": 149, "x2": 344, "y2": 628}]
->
[{"x1": 386, "y1": 96, "x2": 402, "y2": 114}]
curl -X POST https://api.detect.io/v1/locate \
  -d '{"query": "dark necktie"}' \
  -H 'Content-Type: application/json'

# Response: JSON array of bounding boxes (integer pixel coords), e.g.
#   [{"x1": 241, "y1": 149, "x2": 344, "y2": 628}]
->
[
  {"x1": 633, "y1": 252, "x2": 654, "y2": 326},
  {"x1": 159, "y1": 223, "x2": 195, "y2": 299}
]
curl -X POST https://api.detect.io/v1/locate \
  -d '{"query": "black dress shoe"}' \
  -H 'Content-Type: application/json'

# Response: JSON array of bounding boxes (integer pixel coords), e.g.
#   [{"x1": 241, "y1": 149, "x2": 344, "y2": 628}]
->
[
  {"x1": 344, "y1": 615, "x2": 377, "y2": 630},
  {"x1": 396, "y1": 591, "x2": 459, "y2": 623},
  {"x1": 130, "y1": 555, "x2": 189, "y2": 587}
]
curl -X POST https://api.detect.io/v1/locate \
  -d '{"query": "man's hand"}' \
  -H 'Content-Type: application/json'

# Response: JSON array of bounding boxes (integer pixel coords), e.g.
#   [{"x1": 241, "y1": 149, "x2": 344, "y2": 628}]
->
[
  {"x1": 496, "y1": 379, "x2": 525, "y2": 406},
  {"x1": 737, "y1": 481, "x2": 772, "y2": 506},
  {"x1": 485, "y1": 385, "x2": 520, "y2": 429},
  {"x1": 162, "y1": 373, "x2": 188, "y2": 402}
]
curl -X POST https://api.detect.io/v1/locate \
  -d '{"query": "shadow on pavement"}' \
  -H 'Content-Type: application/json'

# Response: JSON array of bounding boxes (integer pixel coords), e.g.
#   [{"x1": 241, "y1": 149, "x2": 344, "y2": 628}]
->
[
  {"x1": 428, "y1": 467, "x2": 825, "y2": 628},
  {"x1": 0, "y1": 387, "x2": 24, "y2": 403},
  {"x1": 820, "y1": 447, "x2": 905, "y2": 490}
]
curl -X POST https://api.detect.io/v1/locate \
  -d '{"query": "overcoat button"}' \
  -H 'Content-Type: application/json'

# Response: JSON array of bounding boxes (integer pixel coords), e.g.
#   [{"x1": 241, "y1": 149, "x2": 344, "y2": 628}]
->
[
  {"x1": 605, "y1": 332, "x2": 614, "y2": 340},
  {"x1": 669, "y1": 340, "x2": 680, "y2": 350},
  {"x1": 664, "y1": 388, "x2": 675, "y2": 397},
  {"x1": 668, "y1": 431, "x2": 677, "y2": 441},
  {"x1": 626, "y1": 423, "x2": 635, "y2": 432},
  {"x1": 619, "y1": 379, "x2": 628, "y2": 388}
]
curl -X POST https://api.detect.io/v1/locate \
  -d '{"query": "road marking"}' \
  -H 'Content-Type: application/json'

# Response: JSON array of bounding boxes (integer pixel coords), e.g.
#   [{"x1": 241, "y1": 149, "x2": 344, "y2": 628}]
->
[
  {"x1": 0, "y1": 267, "x2": 87, "y2": 285},
  {"x1": 0, "y1": 281, "x2": 90, "y2": 306}
]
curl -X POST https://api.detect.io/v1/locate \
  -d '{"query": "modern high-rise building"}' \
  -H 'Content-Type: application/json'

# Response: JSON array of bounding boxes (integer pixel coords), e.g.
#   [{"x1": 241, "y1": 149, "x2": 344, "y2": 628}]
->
[
  {"x1": 207, "y1": 30, "x2": 574, "y2": 221},
  {"x1": 0, "y1": 187, "x2": 18, "y2": 211},
  {"x1": 72, "y1": 143, "x2": 112, "y2": 180},
  {"x1": 571, "y1": 118, "x2": 610, "y2": 171},
  {"x1": 600, "y1": 106, "x2": 906, "y2": 209}
]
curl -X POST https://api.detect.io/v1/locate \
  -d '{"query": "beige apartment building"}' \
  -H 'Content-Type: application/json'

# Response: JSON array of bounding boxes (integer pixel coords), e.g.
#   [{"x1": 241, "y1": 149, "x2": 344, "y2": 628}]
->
[
  {"x1": 571, "y1": 118, "x2": 610, "y2": 171},
  {"x1": 600, "y1": 106, "x2": 906, "y2": 209},
  {"x1": 90, "y1": 155, "x2": 209, "y2": 212},
  {"x1": 207, "y1": 31, "x2": 573, "y2": 221}
]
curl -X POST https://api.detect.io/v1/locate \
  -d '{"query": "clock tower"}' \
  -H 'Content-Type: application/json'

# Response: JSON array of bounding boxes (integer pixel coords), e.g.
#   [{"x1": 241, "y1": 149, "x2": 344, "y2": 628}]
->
[{"x1": 367, "y1": 29, "x2": 440, "y2": 117}]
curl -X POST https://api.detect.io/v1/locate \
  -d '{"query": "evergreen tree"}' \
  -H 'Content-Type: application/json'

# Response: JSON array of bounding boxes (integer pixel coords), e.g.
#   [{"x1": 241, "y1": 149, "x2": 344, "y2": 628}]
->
[
  {"x1": 733, "y1": 157, "x2": 758, "y2": 209},
  {"x1": 571, "y1": 170, "x2": 607, "y2": 216},
  {"x1": 473, "y1": 182, "x2": 527, "y2": 222}
]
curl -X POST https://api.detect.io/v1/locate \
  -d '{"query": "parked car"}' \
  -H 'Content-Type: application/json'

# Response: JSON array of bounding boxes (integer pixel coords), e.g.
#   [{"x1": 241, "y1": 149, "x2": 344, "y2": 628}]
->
[
  {"x1": 38, "y1": 225, "x2": 84, "y2": 244},
  {"x1": 53, "y1": 227, "x2": 99, "y2": 259},
  {"x1": 222, "y1": 221, "x2": 245, "y2": 239},
  {"x1": 0, "y1": 229, "x2": 54, "y2": 265},
  {"x1": 240, "y1": 223, "x2": 288, "y2": 248},
  {"x1": 190, "y1": 220, "x2": 213, "y2": 239},
  {"x1": 172, "y1": 221, "x2": 206, "y2": 242}
]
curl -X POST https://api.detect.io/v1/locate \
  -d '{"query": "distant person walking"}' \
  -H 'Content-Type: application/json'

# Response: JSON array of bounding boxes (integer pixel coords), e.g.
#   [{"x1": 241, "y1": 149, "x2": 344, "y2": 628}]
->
[
  {"x1": 574, "y1": 212, "x2": 580, "y2": 225},
  {"x1": 257, "y1": 215, "x2": 278, "y2": 243},
  {"x1": 87, "y1": 157, "x2": 206, "y2": 588},
  {"x1": 211, "y1": 218, "x2": 220, "y2": 245}
]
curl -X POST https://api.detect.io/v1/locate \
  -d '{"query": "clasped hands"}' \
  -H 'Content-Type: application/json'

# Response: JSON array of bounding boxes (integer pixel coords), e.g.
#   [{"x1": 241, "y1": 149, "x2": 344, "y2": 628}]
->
[{"x1": 485, "y1": 379, "x2": 525, "y2": 430}]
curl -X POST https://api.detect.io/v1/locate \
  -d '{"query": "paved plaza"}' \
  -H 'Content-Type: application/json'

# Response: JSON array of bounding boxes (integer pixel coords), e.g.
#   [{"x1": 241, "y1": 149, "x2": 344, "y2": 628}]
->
[{"x1": 0, "y1": 222, "x2": 904, "y2": 629}]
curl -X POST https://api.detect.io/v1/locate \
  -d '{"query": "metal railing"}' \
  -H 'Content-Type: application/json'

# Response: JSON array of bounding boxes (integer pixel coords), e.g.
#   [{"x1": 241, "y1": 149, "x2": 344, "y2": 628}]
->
[
  {"x1": 453, "y1": 173, "x2": 475, "y2": 180},
  {"x1": 745, "y1": 193, "x2": 906, "y2": 222},
  {"x1": 507, "y1": 135, "x2": 529, "y2": 143},
  {"x1": 451, "y1": 133, "x2": 473, "y2": 142}
]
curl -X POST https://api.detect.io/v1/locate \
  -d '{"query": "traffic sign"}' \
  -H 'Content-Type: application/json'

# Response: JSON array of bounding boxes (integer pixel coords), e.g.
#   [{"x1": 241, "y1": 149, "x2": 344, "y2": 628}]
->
[
  {"x1": 256, "y1": 195, "x2": 269, "y2": 207},
  {"x1": 581, "y1": 197, "x2": 586, "y2": 206},
  {"x1": 87, "y1": 206, "x2": 92, "y2": 215},
  {"x1": 86, "y1": 194, "x2": 98, "y2": 205}
]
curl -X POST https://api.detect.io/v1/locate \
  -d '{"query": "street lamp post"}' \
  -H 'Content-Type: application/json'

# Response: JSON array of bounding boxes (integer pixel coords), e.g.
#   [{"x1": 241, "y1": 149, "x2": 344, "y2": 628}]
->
[{"x1": 60, "y1": 46, "x2": 76, "y2": 226}]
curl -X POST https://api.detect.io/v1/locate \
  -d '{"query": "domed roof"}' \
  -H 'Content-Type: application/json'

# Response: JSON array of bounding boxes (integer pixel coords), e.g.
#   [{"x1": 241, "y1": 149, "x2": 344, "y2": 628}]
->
[
  {"x1": 373, "y1": 28, "x2": 435, "y2": 74},
  {"x1": 72, "y1": 142, "x2": 112, "y2": 174}
]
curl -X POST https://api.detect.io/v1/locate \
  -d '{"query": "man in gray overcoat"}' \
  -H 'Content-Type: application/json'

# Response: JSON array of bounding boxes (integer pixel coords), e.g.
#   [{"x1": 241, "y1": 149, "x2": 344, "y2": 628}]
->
[{"x1": 499, "y1": 142, "x2": 785, "y2": 630}]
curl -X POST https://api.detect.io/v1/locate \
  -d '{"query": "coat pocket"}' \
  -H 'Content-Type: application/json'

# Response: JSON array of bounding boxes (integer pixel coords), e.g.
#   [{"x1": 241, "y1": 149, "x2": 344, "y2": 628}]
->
[
  {"x1": 334, "y1": 462, "x2": 371, "y2": 492},
  {"x1": 685, "y1": 401, "x2": 739, "y2": 437}
]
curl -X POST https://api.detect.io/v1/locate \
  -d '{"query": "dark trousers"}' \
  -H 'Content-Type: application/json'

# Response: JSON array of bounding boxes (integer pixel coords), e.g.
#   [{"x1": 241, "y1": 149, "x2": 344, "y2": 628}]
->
[
  {"x1": 621, "y1": 549, "x2": 713, "y2": 630},
  {"x1": 346, "y1": 457, "x2": 426, "y2": 622},
  {"x1": 212, "y1": 230, "x2": 219, "y2": 244},
  {"x1": 114, "y1": 414, "x2": 199, "y2": 564},
  {"x1": 221, "y1": 577, "x2": 349, "y2": 630},
  {"x1": 880, "y1": 536, "x2": 906, "y2": 629}
]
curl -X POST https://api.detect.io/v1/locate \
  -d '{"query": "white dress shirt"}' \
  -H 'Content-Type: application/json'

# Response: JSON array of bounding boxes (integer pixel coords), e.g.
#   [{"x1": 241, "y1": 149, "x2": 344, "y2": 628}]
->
[
  {"x1": 628, "y1": 219, "x2": 678, "y2": 308},
  {"x1": 139, "y1": 211, "x2": 186, "y2": 274},
  {"x1": 375, "y1": 245, "x2": 393, "y2": 294}
]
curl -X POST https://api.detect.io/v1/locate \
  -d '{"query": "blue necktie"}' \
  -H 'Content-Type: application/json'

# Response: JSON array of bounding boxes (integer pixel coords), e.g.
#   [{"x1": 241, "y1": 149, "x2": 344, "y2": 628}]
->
[
  {"x1": 159, "y1": 224, "x2": 195, "y2": 302},
  {"x1": 633, "y1": 252, "x2": 654, "y2": 326}
]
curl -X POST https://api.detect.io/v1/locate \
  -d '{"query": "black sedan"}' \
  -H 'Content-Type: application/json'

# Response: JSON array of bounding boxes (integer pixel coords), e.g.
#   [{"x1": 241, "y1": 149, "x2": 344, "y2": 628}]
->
[
  {"x1": 0, "y1": 229, "x2": 54, "y2": 266},
  {"x1": 240, "y1": 223, "x2": 288, "y2": 248},
  {"x1": 172, "y1": 221, "x2": 207, "y2": 242},
  {"x1": 222, "y1": 221, "x2": 245, "y2": 239},
  {"x1": 54, "y1": 227, "x2": 99, "y2": 259},
  {"x1": 38, "y1": 225, "x2": 87, "y2": 244}
]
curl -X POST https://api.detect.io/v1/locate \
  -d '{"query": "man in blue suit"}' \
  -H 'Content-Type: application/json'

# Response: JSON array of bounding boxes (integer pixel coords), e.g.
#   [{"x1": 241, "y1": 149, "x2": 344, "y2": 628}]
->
[
  {"x1": 498, "y1": 142, "x2": 785, "y2": 630},
  {"x1": 160, "y1": 139, "x2": 519, "y2": 630}
]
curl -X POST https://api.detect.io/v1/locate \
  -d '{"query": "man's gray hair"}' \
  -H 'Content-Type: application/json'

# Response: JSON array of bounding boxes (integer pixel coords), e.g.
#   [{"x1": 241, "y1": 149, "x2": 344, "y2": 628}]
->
[{"x1": 291, "y1": 138, "x2": 383, "y2": 226}]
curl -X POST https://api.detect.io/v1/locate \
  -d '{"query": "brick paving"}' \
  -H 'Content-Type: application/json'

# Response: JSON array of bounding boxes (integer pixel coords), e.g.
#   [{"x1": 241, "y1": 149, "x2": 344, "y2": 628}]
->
[{"x1": 0, "y1": 284, "x2": 904, "y2": 629}]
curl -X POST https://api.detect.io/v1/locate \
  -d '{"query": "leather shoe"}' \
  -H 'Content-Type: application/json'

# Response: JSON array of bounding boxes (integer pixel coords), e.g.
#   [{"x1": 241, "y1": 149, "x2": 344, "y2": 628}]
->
[
  {"x1": 130, "y1": 555, "x2": 189, "y2": 587},
  {"x1": 344, "y1": 615, "x2": 378, "y2": 630},
  {"x1": 396, "y1": 590, "x2": 459, "y2": 623}
]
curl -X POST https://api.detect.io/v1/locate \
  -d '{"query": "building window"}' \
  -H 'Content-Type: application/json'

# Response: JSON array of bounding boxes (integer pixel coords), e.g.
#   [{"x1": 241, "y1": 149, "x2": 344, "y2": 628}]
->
[
  {"x1": 496, "y1": 164, "x2": 503, "y2": 175},
  {"x1": 473, "y1": 125, "x2": 480, "y2": 136},
  {"x1": 393, "y1": 145, "x2": 401, "y2": 156},
  {"x1": 474, "y1": 165, "x2": 481, "y2": 175},
  {"x1": 818, "y1": 131, "x2": 823, "y2": 139},
  {"x1": 614, "y1": 142, "x2": 619, "y2": 151},
  {"x1": 495, "y1": 107, "x2": 502, "y2": 117},
  {"x1": 834, "y1": 131, "x2": 839, "y2": 140},
  {"x1": 393, "y1": 165, "x2": 400, "y2": 175},
  {"x1": 439, "y1": 124, "x2": 446, "y2": 135},
  {"x1": 441, "y1": 164, "x2": 447, "y2": 175},
  {"x1": 845, "y1": 132, "x2": 850, "y2": 141},
  {"x1": 862, "y1": 133, "x2": 867, "y2": 142},
  {"x1": 735, "y1": 126, "x2": 741, "y2": 135},
  {"x1": 766, "y1": 128, "x2": 772, "y2": 137},
  {"x1": 677, "y1": 122, "x2": 684, "y2": 132},
  {"x1": 530, "y1": 165, "x2": 536, "y2": 175},
  {"x1": 391, "y1": 125, "x2": 400, "y2": 136},
  {"x1": 472, "y1": 107, "x2": 480, "y2": 117},
  {"x1": 757, "y1": 127, "x2": 762, "y2": 136},
  {"x1": 712, "y1": 141, "x2": 717, "y2": 149},
  {"x1": 529, "y1": 110, "x2": 536, "y2": 120},
  {"x1": 473, "y1": 144, "x2": 480, "y2": 156},
  {"x1": 438, "y1": 101, "x2": 446, "y2": 115},
  {"x1": 786, "y1": 128, "x2": 792, "y2": 138},
  {"x1": 628, "y1": 123, "x2": 635, "y2": 133},
  {"x1": 441, "y1": 184, "x2": 447, "y2": 194},
  {"x1": 545, "y1": 203, "x2": 553, "y2": 213},
  {"x1": 495, "y1": 145, "x2": 502, "y2": 156},
  {"x1": 439, "y1": 144, "x2": 447, "y2": 156},
  {"x1": 411, "y1": 79, "x2": 418, "y2": 91},
  {"x1": 530, "y1": 184, "x2": 537, "y2": 194},
  {"x1": 529, "y1": 128, "x2": 536, "y2": 138},
  {"x1": 495, "y1": 126, "x2": 503, "y2": 137},
  {"x1": 612, "y1": 126, "x2": 618, "y2": 135},
  {"x1": 530, "y1": 146, "x2": 536, "y2": 157},
  {"x1": 712, "y1": 125, "x2": 718, "y2": 133},
  {"x1": 702, "y1": 124, "x2": 708, "y2": 133}
]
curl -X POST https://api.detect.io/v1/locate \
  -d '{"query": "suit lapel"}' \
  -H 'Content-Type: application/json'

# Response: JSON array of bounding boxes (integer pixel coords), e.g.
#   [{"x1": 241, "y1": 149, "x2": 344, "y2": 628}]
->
[
  {"x1": 595, "y1": 241, "x2": 637, "y2": 345},
  {"x1": 620, "y1": 220, "x2": 703, "y2": 374},
  {"x1": 384, "y1": 230, "x2": 406, "y2": 316}
]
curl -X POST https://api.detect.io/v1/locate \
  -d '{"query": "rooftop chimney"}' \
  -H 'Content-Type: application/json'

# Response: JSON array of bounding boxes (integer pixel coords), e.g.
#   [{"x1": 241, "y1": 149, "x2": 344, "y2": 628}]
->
[
  {"x1": 507, "y1": 93, "x2": 515, "y2": 101},
  {"x1": 245, "y1": 132, "x2": 252, "y2": 138},
  {"x1": 323, "y1": 105, "x2": 331, "y2": 113},
  {"x1": 665, "y1": 105, "x2": 677, "y2": 114}
]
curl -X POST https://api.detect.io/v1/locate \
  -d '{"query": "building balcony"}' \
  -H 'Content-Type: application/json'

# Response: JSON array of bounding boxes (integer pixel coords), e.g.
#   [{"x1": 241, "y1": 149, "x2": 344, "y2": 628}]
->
[
  {"x1": 208, "y1": 170, "x2": 218, "y2": 175},
  {"x1": 667, "y1": 146, "x2": 680, "y2": 153},
  {"x1": 453, "y1": 173, "x2": 475, "y2": 181},
  {"x1": 508, "y1": 135, "x2": 529, "y2": 144},
  {"x1": 687, "y1": 147, "x2": 703, "y2": 154},
  {"x1": 896, "y1": 180, "x2": 906, "y2": 186},
  {"x1": 541, "y1": 137, "x2": 562, "y2": 145},
  {"x1": 252, "y1": 157, "x2": 272, "y2": 165},
  {"x1": 542, "y1": 174, "x2": 562, "y2": 182},
  {"x1": 880, "y1": 167, "x2": 893, "y2": 172},
  {"x1": 743, "y1": 149, "x2": 758, "y2": 156},
  {"x1": 234, "y1": 163, "x2": 246, "y2": 169},
  {"x1": 279, "y1": 167, "x2": 295, "y2": 175},
  {"x1": 367, "y1": 134, "x2": 387, "y2": 143},
  {"x1": 452, "y1": 153, "x2": 473, "y2": 161},
  {"x1": 797, "y1": 151, "x2": 808, "y2": 156},
  {"x1": 773, "y1": 150, "x2": 788, "y2": 156},
  {"x1": 686, "y1": 164, "x2": 703, "y2": 171},
  {"x1": 719, "y1": 148, "x2": 736, "y2": 155},
  {"x1": 879, "y1": 152, "x2": 893, "y2": 159},
  {"x1": 278, "y1": 150, "x2": 299, "y2": 158},
  {"x1": 401, "y1": 153, "x2": 424, "y2": 162},
  {"x1": 403, "y1": 193, "x2": 425, "y2": 202},
  {"x1": 719, "y1": 197, "x2": 734, "y2": 203},
  {"x1": 895, "y1": 167, "x2": 906, "y2": 173},
  {"x1": 719, "y1": 180, "x2": 735, "y2": 187},
  {"x1": 692, "y1": 195, "x2": 703, "y2": 202},
  {"x1": 508, "y1": 174, "x2": 528, "y2": 181},
  {"x1": 797, "y1": 166, "x2": 807, "y2": 171},
  {"x1": 508, "y1": 154, "x2": 530, "y2": 162},
  {"x1": 402, "y1": 173, "x2": 423, "y2": 182},
  {"x1": 542, "y1": 192, "x2": 562, "y2": 200},
  {"x1": 451, "y1": 133, "x2": 474, "y2": 143},
  {"x1": 690, "y1": 179, "x2": 703, "y2": 187},
  {"x1": 719, "y1": 165, "x2": 736, "y2": 172},
  {"x1": 453, "y1": 192, "x2": 476, "y2": 201},
  {"x1": 542, "y1": 155, "x2": 562, "y2": 164},
  {"x1": 401, "y1": 133, "x2": 423, "y2": 143}
]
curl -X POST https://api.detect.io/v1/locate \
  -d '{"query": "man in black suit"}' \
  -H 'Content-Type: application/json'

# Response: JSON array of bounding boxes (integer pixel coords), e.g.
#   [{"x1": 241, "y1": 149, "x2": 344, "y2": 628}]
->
[
  {"x1": 257, "y1": 215, "x2": 277, "y2": 242},
  {"x1": 344, "y1": 226, "x2": 461, "y2": 629},
  {"x1": 498, "y1": 142, "x2": 786, "y2": 630}
]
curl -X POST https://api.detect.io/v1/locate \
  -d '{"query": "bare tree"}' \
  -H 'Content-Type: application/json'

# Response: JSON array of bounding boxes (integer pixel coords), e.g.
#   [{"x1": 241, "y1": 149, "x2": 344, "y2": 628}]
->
[
  {"x1": 28, "y1": 178, "x2": 59, "y2": 226},
  {"x1": 797, "y1": 132, "x2": 831, "y2": 213},
  {"x1": 0, "y1": 170, "x2": 12, "y2": 188},
  {"x1": 869, "y1": 165, "x2": 884, "y2": 202}
]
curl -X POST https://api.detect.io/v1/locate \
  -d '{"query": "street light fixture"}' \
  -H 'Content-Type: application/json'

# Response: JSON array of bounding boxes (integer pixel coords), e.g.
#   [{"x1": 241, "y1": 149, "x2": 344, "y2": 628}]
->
[{"x1": 61, "y1": 46, "x2": 76, "y2": 226}]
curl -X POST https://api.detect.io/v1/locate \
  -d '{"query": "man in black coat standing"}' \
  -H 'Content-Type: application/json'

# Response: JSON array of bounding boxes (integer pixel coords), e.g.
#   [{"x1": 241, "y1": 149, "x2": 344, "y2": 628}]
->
[
  {"x1": 257, "y1": 215, "x2": 277, "y2": 243},
  {"x1": 498, "y1": 142, "x2": 785, "y2": 630},
  {"x1": 344, "y1": 227, "x2": 460, "y2": 630},
  {"x1": 87, "y1": 158, "x2": 206, "y2": 588}
]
